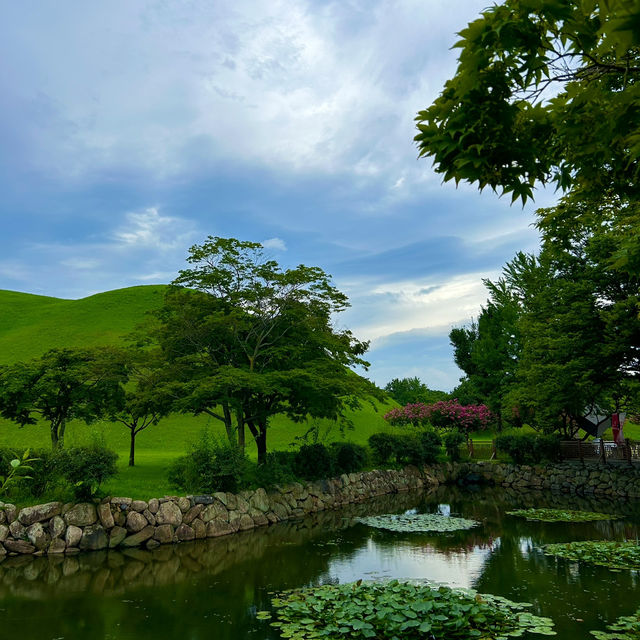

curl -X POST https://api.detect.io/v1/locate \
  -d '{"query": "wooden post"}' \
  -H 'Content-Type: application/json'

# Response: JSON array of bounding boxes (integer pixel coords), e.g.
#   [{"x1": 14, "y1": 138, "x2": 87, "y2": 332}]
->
[
  {"x1": 468, "y1": 439, "x2": 474, "y2": 459},
  {"x1": 491, "y1": 440, "x2": 496, "y2": 461},
  {"x1": 625, "y1": 438, "x2": 633, "y2": 467},
  {"x1": 578, "y1": 440, "x2": 584, "y2": 466},
  {"x1": 599, "y1": 439, "x2": 607, "y2": 465}
]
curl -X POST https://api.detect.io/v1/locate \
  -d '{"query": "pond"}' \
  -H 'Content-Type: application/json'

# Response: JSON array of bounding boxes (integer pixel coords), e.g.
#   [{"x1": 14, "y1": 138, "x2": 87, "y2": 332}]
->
[{"x1": 1, "y1": 485, "x2": 640, "y2": 639}]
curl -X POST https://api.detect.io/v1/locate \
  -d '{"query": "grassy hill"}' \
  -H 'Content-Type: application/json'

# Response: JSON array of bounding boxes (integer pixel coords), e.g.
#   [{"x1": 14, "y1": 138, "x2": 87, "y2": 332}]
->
[{"x1": 0, "y1": 285, "x2": 395, "y2": 498}]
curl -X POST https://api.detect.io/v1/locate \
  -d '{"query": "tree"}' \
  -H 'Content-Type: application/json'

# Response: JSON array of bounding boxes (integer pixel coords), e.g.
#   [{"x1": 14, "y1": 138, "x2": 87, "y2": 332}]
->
[
  {"x1": 152, "y1": 237, "x2": 378, "y2": 463},
  {"x1": 0, "y1": 348, "x2": 125, "y2": 449},
  {"x1": 384, "y1": 377, "x2": 449, "y2": 405},
  {"x1": 106, "y1": 349, "x2": 172, "y2": 467},
  {"x1": 415, "y1": 0, "x2": 640, "y2": 203}
]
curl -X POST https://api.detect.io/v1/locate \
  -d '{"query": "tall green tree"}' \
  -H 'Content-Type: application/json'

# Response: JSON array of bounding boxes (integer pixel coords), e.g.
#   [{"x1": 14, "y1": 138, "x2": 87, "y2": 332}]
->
[
  {"x1": 0, "y1": 348, "x2": 125, "y2": 449},
  {"x1": 415, "y1": 0, "x2": 640, "y2": 203},
  {"x1": 152, "y1": 237, "x2": 378, "y2": 463},
  {"x1": 384, "y1": 377, "x2": 449, "y2": 405}
]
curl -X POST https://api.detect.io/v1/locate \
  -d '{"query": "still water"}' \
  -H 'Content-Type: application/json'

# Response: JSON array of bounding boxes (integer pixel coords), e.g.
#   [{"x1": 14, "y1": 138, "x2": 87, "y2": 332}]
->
[{"x1": 1, "y1": 486, "x2": 639, "y2": 640}]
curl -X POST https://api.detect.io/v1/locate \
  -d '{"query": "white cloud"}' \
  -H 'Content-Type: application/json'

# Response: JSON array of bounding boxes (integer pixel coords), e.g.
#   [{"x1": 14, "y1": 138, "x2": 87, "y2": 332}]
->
[
  {"x1": 113, "y1": 207, "x2": 194, "y2": 250},
  {"x1": 262, "y1": 237, "x2": 287, "y2": 251}
]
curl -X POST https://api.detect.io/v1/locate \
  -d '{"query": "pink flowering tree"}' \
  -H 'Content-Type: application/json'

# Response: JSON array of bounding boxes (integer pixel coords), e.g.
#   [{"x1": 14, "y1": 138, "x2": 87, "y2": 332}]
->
[
  {"x1": 424, "y1": 399, "x2": 493, "y2": 442},
  {"x1": 384, "y1": 399, "x2": 493, "y2": 441}
]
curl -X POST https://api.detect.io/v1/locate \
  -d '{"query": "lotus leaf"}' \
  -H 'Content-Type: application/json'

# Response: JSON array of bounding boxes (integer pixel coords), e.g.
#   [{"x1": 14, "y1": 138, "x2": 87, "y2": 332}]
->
[
  {"x1": 507, "y1": 508, "x2": 620, "y2": 523},
  {"x1": 263, "y1": 580, "x2": 556, "y2": 639},
  {"x1": 355, "y1": 512, "x2": 479, "y2": 533},
  {"x1": 590, "y1": 607, "x2": 640, "y2": 638},
  {"x1": 543, "y1": 541, "x2": 640, "y2": 570}
]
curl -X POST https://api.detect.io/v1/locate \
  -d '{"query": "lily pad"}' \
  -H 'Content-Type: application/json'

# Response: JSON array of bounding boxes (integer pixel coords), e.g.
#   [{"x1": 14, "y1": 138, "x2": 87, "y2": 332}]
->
[
  {"x1": 543, "y1": 540, "x2": 640, "y2": 570},
  {"x1": 591, "y1": 606, "x2": 640, "y2": 638},
  {"x1": 507, "y1": 508, "x2": 620, "y2": 523},
  {"x1": 356, "y1": 512, "x2": 479, "y2": 533},
  {"x1": 265, "y1": 579, "x2": 556, "y2": 639}
]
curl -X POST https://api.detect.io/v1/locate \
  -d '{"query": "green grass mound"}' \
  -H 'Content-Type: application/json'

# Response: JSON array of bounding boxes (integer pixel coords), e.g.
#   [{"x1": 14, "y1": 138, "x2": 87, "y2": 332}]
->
[
  {"x1": 261, "y1": 580, "x2": 555, "y2": 638},
  {"x1": 356, "y1": 512, "x2": 479, "y2": 533},
  {"x1": 543, "y1": 541, "x2": 640, "y2": 570},
  {"x1": 591, "y1": 607, "x2": 640, "y2": 639},
  {"x1": 507, "y1": 508, "x2": 619, "y2": 523}
]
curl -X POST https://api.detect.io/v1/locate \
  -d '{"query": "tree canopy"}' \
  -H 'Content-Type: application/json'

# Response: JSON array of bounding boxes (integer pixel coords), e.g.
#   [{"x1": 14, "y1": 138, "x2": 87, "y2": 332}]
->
[{"x1": 415, "y1": 0, "x2": 640, "y2": 203}]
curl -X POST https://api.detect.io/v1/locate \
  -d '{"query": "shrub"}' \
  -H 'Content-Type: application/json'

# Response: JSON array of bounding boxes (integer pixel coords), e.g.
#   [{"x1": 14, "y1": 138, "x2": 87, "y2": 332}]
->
[
  {"x1": 330, "y1": 442, "x2": 368, "y2": 474},
  {"x1": 250, "y1": 451, "x2": 298, "y2": 489},
  {"x1": 443, "y1": 431, "x2": 466, "y2": 461},
  {"x1": 494, "y1": 433, "x2": 561, "y2": 465},
  {"x1": 293, "y1": 443, "x2": 333, "y2": 480},
  {"x1": 418, "y1": 430, "x2": 443, "y2": 463},
  {"x1": 54, "y1": 445, "x2": 118, "y2": 500},
  {"x1": 368, "y1": 433, "x2": 397, "y2": 465},
  {"x1": 394, "y1": 431, "x2": 442, "y2": 466},
  {"x1": 168, "y1": 432, "x2": 246, "y2": 493}
]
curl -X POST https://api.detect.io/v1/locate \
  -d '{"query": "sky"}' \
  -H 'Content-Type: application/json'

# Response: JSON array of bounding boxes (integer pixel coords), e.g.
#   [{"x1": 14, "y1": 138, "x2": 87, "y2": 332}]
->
[{"x1": 0, "y1": 0, "x2": 554, "y2": 391}]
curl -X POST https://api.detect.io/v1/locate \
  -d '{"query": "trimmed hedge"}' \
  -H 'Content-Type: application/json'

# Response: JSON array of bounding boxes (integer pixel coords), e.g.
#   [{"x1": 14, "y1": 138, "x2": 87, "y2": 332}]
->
[{"x1": 494, "y1": 433, "x2": 561, "y2": 465}]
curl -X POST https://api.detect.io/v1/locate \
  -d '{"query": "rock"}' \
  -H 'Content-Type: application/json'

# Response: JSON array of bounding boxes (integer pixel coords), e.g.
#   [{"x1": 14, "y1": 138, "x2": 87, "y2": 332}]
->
[
  {"x1": 143, "y1": 509, "x2": 156, "y2": 526},
  {"x1": 153, "y1": 524, "x2": 174, "y2": 544},
  {"x1": 65, "y1": 525, "x2": 83, "y2": 548},
  {"x1": 3, "y1": 539, "x2": 35, "y2": 554},
  {"x1": 26, "y1": 522, "x2": 51, "y2": 550},
  {"x1": 250, "y1": 511, "x2": 269, "y2": 527},
  {"x1": 126, "y1": 511, "x2": 148, "y2": 533},
  {"x1": 121, "y1": 525, "x2": 155, "y2": 547},
  {"x1": 113, "y1": 511, "x2": 126, "y2": 527},
  {"x1": 0, "y1": 525, "x2": 8, "y2": 542},
  {"x1": 192, "y1": 495, "x2": 215, "y2": 505},
  {"x1": 48, "y1": 538, "x2": 66, "y2": 554},
  {"x1": 146, "y1": 539, "x2": 160, "y2": 550},
  {"x1": 183, "y1": 504, "x2": 204, "y2": 525},
  {"x1": 65, "y1": 503, "x2": 97, "y2": 527},
  {"x1": 206, "y1": 520, "x2": 236, "y2": 537},
  {"x1": 272, "y1": 502, "x2": 290, "y2": 520},
  {"x1": 18, "y1": 502, "x2": 62, "y2": 526},
  {"x1": 148, "y1": 498, "x2": 160, "y2": 514},
  {"x1": 235, "y1": 495, "x2": 249, "y2": 514},
  {"x1": 0, "y1": 509, "x2": 4, "y2": 525},
  {"x1": 9, "y1": 520, "x2": 26, "y2": 539},
  {"x1": 177, "y1": 497, "x2": 191, "y2": 513},
  {"x1": 192, "y1": 518, "x2": 206, "y2": 539},
  {"x1": 156, "y1": 501, "x2": 183, "y2": 526},
  {"x1": 109, "y1": 526, "x2": 127, "y2": 548},
  {"x1": 97, "y1": 503, "x2": 115, "y2": 529},
  {"x1": 249, "y1": 488, "x2": 270, "y2": 513},
  {"x1": 110, "y1": 497, "x2": 132, "y2": 507},
  {"x1": 202, "y1": 501, "x2": 228, "y2": 523},
  {"x1": 49, "y1": 516, "x2": 66, "y2": 539},
  {"x1": 79, "y1": 525, "x2": 108, "y2": 551},
  {"x1": 3, "y1": 504, "x2": 17, "y2": 523},
  {"x1": 175, "y1": 524, "x2": 195, "y2": 541},
  {"x1": 131, "y1": 500, "x2": 148, "y2": 513},
  {"x1": 237, "y1": 514, "x2": 255, "y2": 531}
]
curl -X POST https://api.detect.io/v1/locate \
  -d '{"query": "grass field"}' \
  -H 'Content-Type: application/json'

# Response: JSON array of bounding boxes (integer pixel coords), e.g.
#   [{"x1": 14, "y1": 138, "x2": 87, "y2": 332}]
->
[{"x1": 0, "y1": 285, "x2": 398, "y2": 499}]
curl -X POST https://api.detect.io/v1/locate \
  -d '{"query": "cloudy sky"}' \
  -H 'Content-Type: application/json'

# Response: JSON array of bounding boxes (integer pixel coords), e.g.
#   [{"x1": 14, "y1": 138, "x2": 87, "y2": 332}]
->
[{"x1": 0, "y1": 1, "x2": 552, "y2": 390}]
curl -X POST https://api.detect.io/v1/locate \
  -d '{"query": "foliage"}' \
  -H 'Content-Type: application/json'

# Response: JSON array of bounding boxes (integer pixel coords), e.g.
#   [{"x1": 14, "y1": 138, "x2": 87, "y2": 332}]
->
[
  {"x1": 384, "y1": 377, "x2": 448, "y2": 406},
  {"x1": 394, "y1": 431, "x2": 442, "y2": 466},
  {"x1": 152, "y1": 236, "x2": 378, "y2": 463},
  {"x1": 330, "y1": 442, "x2": 368, "y2": 475},
  {"x1": 264, "y1": 580, "x2": 556, "y2": 638},
  {"x1": 543, "y1": 540, "x2": 640, "y2": 570},
  {"x1": 293, "y1": 443, "x2": 334, "y2": 480},
  {"x1": 425, "y1": 400, "x2": 493, "y2": 437},
  {"x1": 0, "y1": 449, "x2": 39, "y2": 498},
  {"x1": 368, "y1": 433, "x2": 398, "y2": 465},
  {"x1": 356, "y1": 512, "x2": 479, "y2": 533},
  {"x1": 495, "y1": 433, "x2": 561, "y2": 464},
  {"x1": 248, "y1": 451, "x2": 298, "y2": 489},
  {"x1": 443, "y1": 431, "x2": 466, "y2": 461},
  {"x1": 507, "y1": 508, "x2": 619, "y2": 523},
  {"x1": 591, "y1": 607, "x2": 640, "y2": 639},
  {"x1": 384, "y1": 403, "x2": 430, "y2": 427},
  {"x1": 167, "y1": 431, "x2": 246, "y2": 493},
  {"x1": 54, "y1": 445, "x2": 119, "y2": 500},
  {"x1": 0, "y1": 347, "x2": 126, "y2": 449},
  {"x1": 415, "y1": 0, "x2": 640, "y2": 203}
]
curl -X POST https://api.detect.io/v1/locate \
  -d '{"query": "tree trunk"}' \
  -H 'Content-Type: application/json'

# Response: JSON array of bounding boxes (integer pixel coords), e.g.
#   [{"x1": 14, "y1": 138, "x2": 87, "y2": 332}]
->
[
  {"x1": 222, "y1": 402, "x2": 236, "y2": 445},
  {"x1": 237, "y1": 415, "x2": 245, "y2": 451},
  {"x1": 129, "y1": 429, "x2": 136, "y2": 467},
  {"x1": 256, "y1": 425, "x2": 267, "y2": 465},
  {"x1": 51, "y1": 418, "x2": 66, "y2": 450}
]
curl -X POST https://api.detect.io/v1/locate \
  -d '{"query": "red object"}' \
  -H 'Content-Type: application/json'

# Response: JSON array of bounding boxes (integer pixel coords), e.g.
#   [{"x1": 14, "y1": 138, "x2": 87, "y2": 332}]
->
[{"x1": 612, "y1": 413, "x2": 621, "y2": 444}]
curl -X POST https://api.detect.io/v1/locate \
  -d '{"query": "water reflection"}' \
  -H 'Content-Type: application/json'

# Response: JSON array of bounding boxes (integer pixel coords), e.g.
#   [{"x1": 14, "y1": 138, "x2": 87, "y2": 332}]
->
[{"x1": 1, "y1": 485, "x2": 639, "y2": 640}]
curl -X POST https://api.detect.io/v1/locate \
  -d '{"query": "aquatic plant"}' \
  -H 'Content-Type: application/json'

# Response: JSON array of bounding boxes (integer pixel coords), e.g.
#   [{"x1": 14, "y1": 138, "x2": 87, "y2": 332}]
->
[
  {"x1": 356, "y1": 512, "x2": 479, "y2": 533},
  {"x1": 507, "y1": 508, "x2": 619, "y2": 523},
  {"x1": 260, "y1": 580, "x2": 556, "y2": 638},
  {"x1": 543, "y1": 541, "x2": 640, "y2": 570},
  {"x1": 591, "y1": 607, "x2": 640, "y2": 639}
]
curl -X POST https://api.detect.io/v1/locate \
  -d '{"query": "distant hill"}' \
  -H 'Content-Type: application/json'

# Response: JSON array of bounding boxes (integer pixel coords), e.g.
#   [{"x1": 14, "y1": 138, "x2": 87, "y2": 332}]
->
[{"x1": 0, "y1": 285, "x2": 167, "y2": 364}]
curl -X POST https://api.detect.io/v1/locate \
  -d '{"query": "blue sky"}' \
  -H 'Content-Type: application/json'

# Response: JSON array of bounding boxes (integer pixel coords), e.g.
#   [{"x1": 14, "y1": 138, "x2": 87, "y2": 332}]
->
[{"x1": 0, "y1": 1, "x2": 553, "y2": 390}]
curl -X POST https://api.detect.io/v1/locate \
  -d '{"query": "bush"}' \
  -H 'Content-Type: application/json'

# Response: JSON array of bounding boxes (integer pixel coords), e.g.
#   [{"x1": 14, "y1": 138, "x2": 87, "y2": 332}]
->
[
  {"x1": 443, "y1": 431, "x2": 466, "y2": 462},
  {"x1": 250, "y1": 451, "x2": 298, "y2": 489},
  {"x1": 54, "y1": 445, "x2": 119, "y2": 500},
  {"x1": 293, "y1": 443, "x2": 333, "y2": 480},
  {"x1": 418, "y1": 430, "x2": 442, "y2": 464},
  {"x1": 330, "y1": 442, "x2": 368, "y2": 474},
  {"x1": 368, "y1": 433, "x2": 398, "y2": 465},
  {"x1": 394, "y1": 430, "x2": 442, "y2": 466},
  {"x1": 495, "y1": 433, "x2": 561, "y2": 465},
  {"x1": 168, "y1": 432, "x2": 246, "y2": 494}
]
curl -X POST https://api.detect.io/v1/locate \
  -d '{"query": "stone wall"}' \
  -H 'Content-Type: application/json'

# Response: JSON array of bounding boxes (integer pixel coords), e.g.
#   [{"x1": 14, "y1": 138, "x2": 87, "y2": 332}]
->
[
  {"x1": 0, "y1": 467, "x2": 433, "y2": 559},
  {"x1": 434, "y1": 460, "x2": 640, "y2": 498}
]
